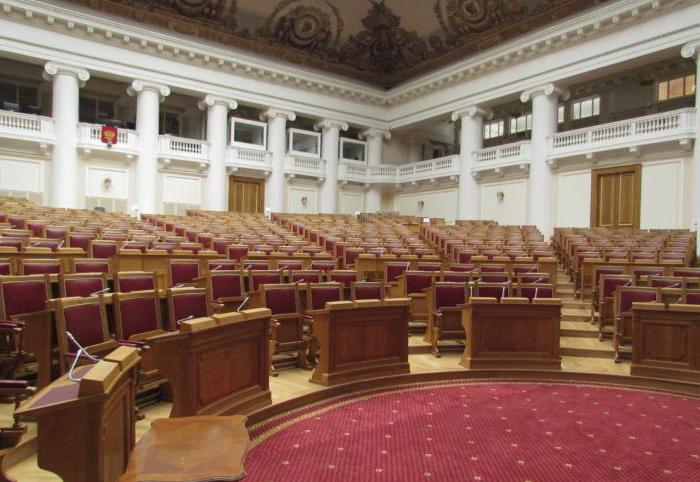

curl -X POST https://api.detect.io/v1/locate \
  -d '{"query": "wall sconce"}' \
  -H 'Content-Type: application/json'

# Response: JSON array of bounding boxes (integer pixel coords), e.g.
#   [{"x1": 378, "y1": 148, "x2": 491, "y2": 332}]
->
[
  {"x1": 300, "y1": 196, "x2": 308, "y2": 207},
  {"x1": 496, "y1": 191, "x2": 505, "y2": 203},
  {"x1": 417, "y1": 200, "x2": 425, "y2": 210},
  {"x1": 102, "y1": 177, "x2": 112, "y2": 192}
]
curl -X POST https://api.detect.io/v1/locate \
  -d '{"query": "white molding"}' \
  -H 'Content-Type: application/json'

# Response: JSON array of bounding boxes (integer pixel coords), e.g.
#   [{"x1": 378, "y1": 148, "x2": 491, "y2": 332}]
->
[
  {"x1": 42, "y1": 61, "x2": 90, "y2": 86},
  {"x1": 451, "y1": 105, "x2": 493, "y2": 122},
  {"x1": 314, "y1": 119, "x2": 349, "y2": 132},
  {"x1": 127, "y1": 79, "x2": 170, "y2": 101},
  {"x1": 197, "y1": 94, "x2": 238, "y2": 111}
]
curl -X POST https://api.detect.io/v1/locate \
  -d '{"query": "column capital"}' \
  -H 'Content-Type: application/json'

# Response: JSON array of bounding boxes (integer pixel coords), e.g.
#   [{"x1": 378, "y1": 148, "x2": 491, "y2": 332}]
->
[
  {"x1": 360, "y1": 128, "x2": 391, "y2": 141},
  {"x1": 198, "y1": 94, "x2": 238, "y2": 111},
  {"x1": 42, "y1": 62, "x2": 90, "y2": 86},
  {"x1": 451, "y1": 105, "x2": 493, "y2": 122},
  {"x1": 127, "y1": 80, "x2": 170, "y2": 102},
  {"x1": 520, "y1": 83, "x2": 570, "y2": 103},
  {"x1": 260, "y1": 108, "x2": 296, "y2": 122},
  {"x1": 313, "y1": 118, "x2": 348, "y2": 132},
  {"x1": 681, "y1": 40, "x2": 700, "y2": 60}
]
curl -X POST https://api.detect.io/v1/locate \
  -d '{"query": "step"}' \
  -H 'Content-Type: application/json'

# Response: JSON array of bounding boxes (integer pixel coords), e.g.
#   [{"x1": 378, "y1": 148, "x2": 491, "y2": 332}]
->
[
  {"x1": 560, "y1": 336, "x2": 614, "y2": 359},
  {"x1": 560, "y1": 321, "x2": 598, "y2": 338},
  {"x1": 561, "y1": 308, "x2": 591, "y2": 322},
  {"x1": 562, "y1": 300, "x2": 591, "y2": 310}
]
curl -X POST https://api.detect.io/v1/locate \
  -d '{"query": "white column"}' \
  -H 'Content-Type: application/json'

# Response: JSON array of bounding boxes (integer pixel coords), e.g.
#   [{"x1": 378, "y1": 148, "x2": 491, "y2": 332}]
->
[
  {"x1": 681, "y1": 40, "x2": 700, "y2": 256},
  {"x1": 260, "y1": 108, "x2": 296, "y2": 213},
  {"x1": 199, "y1": 95, "x2": 238, "y2": 211},
  {"x1": 361, "y1": 128, "x2": 391, "y2": 213},
  {"x1": 451, "y1": 106, "x2": 492, "y2": 220},
  {"x1": 127, "y1": 80, "x2": 170, "y2": 215},
  {"x1": 407, "y1": 137, "x2": 424, "y2": 163},
  {"x1": 521, "y1": 83, "x2": 569, "y2": 239},
  {"x1": 43, "y1": 62, "x2": 90, "y2": 209},
  {"x1": 315, "y1": 119, "x2": 348, "y2": 214}
]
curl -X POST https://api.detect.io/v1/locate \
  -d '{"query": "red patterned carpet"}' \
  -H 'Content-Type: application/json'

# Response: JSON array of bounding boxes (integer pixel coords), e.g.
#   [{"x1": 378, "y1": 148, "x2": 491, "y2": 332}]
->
[{"x1": 246, "y1": 381, "x2": 700, "y2": 481}]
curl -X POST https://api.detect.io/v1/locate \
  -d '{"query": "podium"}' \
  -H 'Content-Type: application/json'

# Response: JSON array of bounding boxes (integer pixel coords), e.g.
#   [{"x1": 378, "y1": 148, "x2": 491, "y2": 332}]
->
[
  {"x1": 15, "y1": 346, "x2": 141, "y2": 482},
  {"x1": 145, "y1": 308, "x2": 272, "y2": 417},
  {"x1": 311, "y1": 298, "x2": 410, "y2": 386}
]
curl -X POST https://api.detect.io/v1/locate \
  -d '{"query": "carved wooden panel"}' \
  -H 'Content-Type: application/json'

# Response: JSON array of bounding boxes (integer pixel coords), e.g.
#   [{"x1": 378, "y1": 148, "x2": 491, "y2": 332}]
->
[{"x1": 591, "y1": 164, "x2": 641, "y2": 229}]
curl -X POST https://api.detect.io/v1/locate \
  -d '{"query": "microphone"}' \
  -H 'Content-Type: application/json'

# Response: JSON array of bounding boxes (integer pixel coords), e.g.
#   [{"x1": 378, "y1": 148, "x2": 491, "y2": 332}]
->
[
  {"x1": 211, "y1": 265, "x2": 222, "y2": 271},
  {"x1": 237, "y1": 297, "x2": 250, "y2": 312},
  {"x1": 65, "y1": 330, "x2": 100, "y2": 382},
  {"x1": 90, "y1": 287, "x2": 111, "y2": 296},
  {"x1": 58, "y1": 239, "x2": 64, "y2": 248},
  {"x1": 175, "y1": 314, "x2": 195, "y2": 328},
  {"x1": 174, "y1": 283, "x2": 187, "y2": 288}
]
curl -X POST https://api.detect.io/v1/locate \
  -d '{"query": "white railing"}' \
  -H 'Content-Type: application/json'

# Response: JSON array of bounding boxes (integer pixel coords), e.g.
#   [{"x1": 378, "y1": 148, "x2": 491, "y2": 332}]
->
[
  {"x1": 226, "y1": 146, "x2": 272, "y2": 172},
  {"x1": 158, "y1": 135, "x2": 209, "y2": 161},
  {"x1": 0, "y1": 109, "x2": 54, "y2": 142},
  {"x1": 338, "y1": 155, "x2": 460, "y2": 184},
  {"x1": 472, "y1": 141, "x2": 531, "y2": 170},
  {"x1": 77, "y1": 123, "x2": 138, "y2": 153},
  {"x1": 548, "y1": 108, "x2": 696, "y2": 158},
  {"x1": 284, "y1": 154, "x2": 326, "y2": 178}
]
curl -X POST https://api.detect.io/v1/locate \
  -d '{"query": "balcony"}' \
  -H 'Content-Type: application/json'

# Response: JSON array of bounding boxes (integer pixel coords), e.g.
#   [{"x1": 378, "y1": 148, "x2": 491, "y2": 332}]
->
[
  {"x1": 158, "y1": 135, "x2": 209, "y2": 171},
  {"x1": 547, "y1": 108, "x2": 696, "y2": 160},
  {"x1": 472, "y1": 141, "x2": 531, "y2": 176},
  {"x1": 285, "y1": 154, "x2": 326, "y2": 180},
  {"x1": 225, "y1": 146, "x2": 272, "y2": 175},
  {"x1": 338, "y1": 155, "x2": 460, "y2": 185},
  {"x1": 0, "y1": 110, "x2": 54, "y2": 154},
  {"x1": 77, "y1": 123, "x2": 138, "y2": 159}
]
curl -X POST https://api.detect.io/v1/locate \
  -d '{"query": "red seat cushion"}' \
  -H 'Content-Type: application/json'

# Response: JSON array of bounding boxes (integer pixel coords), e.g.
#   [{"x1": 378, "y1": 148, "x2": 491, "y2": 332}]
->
[
  {"x1": 291, "y1": 273, "x2": 321, "y2": 283},
  {"x1": 92, "y1": 243, "x2": 117, "y2": 258},
  {"x1": 252, "y1": 273, "x2": 282, "y2": 291},
  {"x1": 354, "y1": 284, "x2": 381, "y2": 300},
  {"x1": 69, "y1": 234, "x2": 94, "y2": 250},
  {"x1": 2, "y1": 280, "x2": 47, "y2": 317},
  {"x1": 172, "y1": 293, "x2": 209, "y2": 321},
  {"x1": 65, "y1": 278, "x2": 104, "y2": 297},
  {"x1": 63, "y1": 303, "x2": 105, "y2": 351},
  {"x1": 74, "y1": 261, "x2": 109, "y2": 274},
  {"x1": 118, "y1": 297, "x2": 159, "y2": 339}
]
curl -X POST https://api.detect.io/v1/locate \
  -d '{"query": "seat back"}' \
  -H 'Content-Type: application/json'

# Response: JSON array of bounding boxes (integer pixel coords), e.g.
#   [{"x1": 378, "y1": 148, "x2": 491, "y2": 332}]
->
[
  {"x1": 385, "y1": 262, "x2": 410, "y2": 283},
  {"x1": 114, "y1": 291, "x2": 163, "y2": 339},
  {"x1": 208, "y1": 271, "x2": 244, "y2": 302},
  {"x1": 45, "y1": 226, "x2": 68, "y2": 240},
  {"x1": 415, "y1": 263, "x2": 442, "y2": 272},
  {"x1": 512, "y1": 264, "x2": 538, "y2": 275},
  {"x1": 55, "y1": 297, "x2": 109, "y2": 354},
  {"x1": 29, "y1": 238, "x2": 61, "y2": 252},
  {"x1": 479, "y1": 264, "x2": 507, "y2": 273},
  {"x1": 168, "y1": 287, "x2": 210, "y2": 325},
  {"x1": 72, "y1": 258, "x2": 110, "y2": 274},
  {"x1": 343, "y1": 248, "x2": 364, "y2": 268},
  {"x1": 0, "y1": 275, "x2": 51, "y2": 318},
  {"x1": 310, "y1": 260, "x2": 337, "y2": 273},
  {"x1": 242, "y1": 260, "x2": 270, "y2": 271},
  {"x1": 114, "y1": 271, "x2": 156, "y2": 293},
  {"x1": 615, "y1": 286, "x2": 659, "y2": 316},
  {"x1": 226, "y1": 245, "x2": 249, "y2": 261},
  {"x1": 250, "y1": 270, "x2": 283, "y2": 291},
  {"x1": 648, "y1": 276, "x2": 685, "y2": 289},
  {"x1": 671, "y1": 268, "x2": 700, "y2": 278},
  {"x1": 329, "y1": 270, "x2": 359, "y2": 287},
  {"x1": 599, "y1": 274, "x2": 634, "y2": 300},
  {"x1": 593, "y1": 265, "x2": 626, "y2": 288},
  {"x1": 68, "y1": 233, "x2": 94, "y2": 251},
  {"x1": 433, "y1": 282, "x2": 468, "y2": 310},
  {"x1": 441, "y1": 271, "x2": 472, "y2": 283},
  {"x1": 59, "y1": 273, "x2": 108, "y2": 298},
  {"x1": 683, "y1": 290, "x2": 700, "y2": 305},
  {"x1": 351, "y1": 281, "x2": 384, "y2": 300},
  {"x1": 89, "y1": 240, "x2": 117, "y2": 258},
  {"x1": 208, "y1": 260, "x2": 237, "y2": 272},
  {"x1": 474, "y1": 282, "x2": 512, "y2": 301},
  {"x1": 517, "y1": 273, "x2": 550, "y2": 284},
  {"x1": 278, "y1": 260, "x2": 304, "y2": 271},
  {"x1": 0, "y1": 238, "x2": 24, "y2": 251},
  {"x1": 21, "y1": 259, "x2": 62, "y2": 275},
  {"x1": 169, "y1": 259, "x2": 200, "y2": 287},
  {"x1": 290, "y1": 270, "x2": 322, "y2": 283},
  {"x1": 518, "y1": 283, "x2": 555, "y2": 301},
  {"x1": 480, "y1": 273, "x2": 510, "y2": 283},
  {"x1": 0, "y1": 258, "x2": 11, "y2": 276},
  {"x1": 404, "y1": 271, "x2": 434, "y2": 295},
  {"x1": 261, "y1": 284, "x2": 300, "y2": 315},
  {"x1": 307, "y1": 282, "x2": 342, "y2": 311},
  {"x1": 448, "y1": 264, "x2": 475, "y2": 273}
]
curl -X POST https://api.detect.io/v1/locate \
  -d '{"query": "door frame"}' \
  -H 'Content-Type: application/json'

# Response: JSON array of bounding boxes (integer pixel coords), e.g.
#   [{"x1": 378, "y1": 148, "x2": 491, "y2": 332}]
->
[
  {"x1": 590, "y1": 164, "x2": 641, "y2": 228},
  {"x1": 228, "y1": 175, "x2": 265, "y2": 213}
]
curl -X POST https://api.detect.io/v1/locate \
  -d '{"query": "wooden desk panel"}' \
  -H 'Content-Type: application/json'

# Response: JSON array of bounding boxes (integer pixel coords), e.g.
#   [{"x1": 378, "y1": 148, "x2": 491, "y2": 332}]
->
[
  {"x1": 461, "y1": 298, "x2": 562, "y2": 370},
  {"x1": 631, "y1": 303, "x2": 700, "y2": 383},
  {"x1": 113, "y1": 251, "x2": 221, "y2": 289},
  {"x1": 311, "y1": 299, "x2": 410, "y2": 386}
]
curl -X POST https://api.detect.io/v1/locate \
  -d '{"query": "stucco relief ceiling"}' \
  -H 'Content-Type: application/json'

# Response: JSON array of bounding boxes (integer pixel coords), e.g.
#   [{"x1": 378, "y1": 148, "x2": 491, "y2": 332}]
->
[{"x1": 65, "y1": 0, "x2": 608, "y2": 88}]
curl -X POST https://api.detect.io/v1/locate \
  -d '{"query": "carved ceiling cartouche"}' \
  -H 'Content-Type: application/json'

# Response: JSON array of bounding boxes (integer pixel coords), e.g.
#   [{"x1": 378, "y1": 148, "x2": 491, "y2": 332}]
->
[{"x1": 66, "y1": 0, "x2": 608, "y2": 88}]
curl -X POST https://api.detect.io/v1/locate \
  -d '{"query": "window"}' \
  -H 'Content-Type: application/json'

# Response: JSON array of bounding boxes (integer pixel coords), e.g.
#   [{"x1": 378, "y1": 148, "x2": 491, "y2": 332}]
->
[
  {"x1": 79, "y1": 96, "x2": 115, "y2": 123},
  {"x1": 658, "y1": 74, "x2": 696, "y2": 101},
  {"x1": 509, "y1": 113, "x2": 532, "y2": 134},
  {"x1": 557, "y1": 105, "x2": 565, "y2": 124},
  {"x1": 159, "y1": 110, "x2": 181, "y2": 136},
  {"x1": 483, "y1": 120, "x2": 504, "y2": 140},
  {"x1": 0, "y1": 81, "x2": 38, "y2": 112},
  {"x1": 571, "y1": 96, "x2": 600, "y2": 120}
]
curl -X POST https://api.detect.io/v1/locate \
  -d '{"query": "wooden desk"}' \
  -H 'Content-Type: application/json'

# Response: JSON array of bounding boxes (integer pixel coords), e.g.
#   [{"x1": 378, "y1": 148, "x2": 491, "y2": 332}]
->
[
  {"x1": 15, "y1": 346, "x2": 140, "y2": 482},
  {"x1": 119, "y1": 415, "x2": 248, "y2": 482},
  {"x1": 461, "y1": 297, "x2": 562, "y2": 370},
  {"x1": 310, "y1": 298, "x2": 410, "y2": 386},
  {"x1": 113, "y1": 251, "x2": 221, "y2": 289},
  {"x1": 1, "y1": 247, "x2": 86, "y2": 273},
  {"x1": 631, "y1": 302, "x2": 700, "y2": 382},
  {"x1": 355, "y1": 254, "x2": 442, "y2": 280},
  {"x1": 145, "y1": 308, "x2": 272, "y2": 417},
  {"x1": 578, "y1": 259, "x2": 685, "y2": 299}
]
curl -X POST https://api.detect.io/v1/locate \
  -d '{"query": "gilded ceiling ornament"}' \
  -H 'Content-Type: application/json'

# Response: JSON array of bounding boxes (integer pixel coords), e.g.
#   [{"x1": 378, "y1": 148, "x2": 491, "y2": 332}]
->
[
  {"x1": 259, "y1": 0, "x2": 343, "y2": 56},
  {"x1": 161, "y1": 0, "x2": 237, "y2": 30},
  {"x1": 434, "y1": 0, "x2": 527, "y2": 41}
]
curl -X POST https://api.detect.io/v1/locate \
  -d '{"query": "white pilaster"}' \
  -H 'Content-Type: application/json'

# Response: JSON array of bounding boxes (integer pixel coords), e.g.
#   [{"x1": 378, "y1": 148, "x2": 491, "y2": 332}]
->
[
  {"x1": 199, "y1": 95, "x2": 238, "y2": 211},
  {"x1": 43, "y1": 62, "x2": 90, "y2": 209},
  {"x1": 315, "y1": 119, "x2": 348, "y2": 214},
  {"x1": 521, "y1": 83, "x2": 570, "y2": 239},
  {"x1": 361, "y1": 128, "x2": 391, "y2": 213},
  {"x1": 261, "y1": 108, "x2": 296, "y2": 213},
  {"x1": 127, "y1": 80, "x2": 170, "y2": 214},
  {"x1": 407, "y1": 137, "x2": 424, "y2": 163},
  {"x1": 681, "y1": 40, "x2": 700, "y2": 256},
  {"x1": 452, "y1": 106, "x2": 492, "y2": 220}
]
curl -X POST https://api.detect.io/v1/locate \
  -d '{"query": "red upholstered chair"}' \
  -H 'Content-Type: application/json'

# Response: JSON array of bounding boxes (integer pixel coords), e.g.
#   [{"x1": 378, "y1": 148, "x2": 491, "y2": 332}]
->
[
  {"x1": 595, "y1": 274, "x2": 634, "y2": 339},
  {"x1": 590, "y1": 265, "x2": 627, "y2": 323},
  {"x1": 278, "y1": 260, "x2": 304, "y2": 271},
  {"x1": 441, "y1": 271, "x2": 473, "y2": 283},
  {"x1": 290, "y1": 270, "x2": 322, "y2": 284},
  {"x1": 26, "y1": 221, "x2": 44, "y2": 238},
  {"x1": 212, "y1": 239, "x2": 233, "y2": 255},
  {"x1": 7, "y1": 216, "x2": 25, "y2": 229},
  {"x1": 385, "y1": 262, "x2": 410, "y2": 283},
  {"x1": 227, "y1": 245, "x2": 249, "y2": 262},
  {"x1": 517, "y1": 283, "x2": 555, "y2": 302},
  {"x1": 250, "y1": 270, "x2": 284, "y2": 292},
  {"x1": 242, "y1": 260, "x2": 270, "y2": 271},
  {"x1": 430, "y1": 282, "x2": 469, "y2": 357},
  {"x1": 448, "y1": 264, "x2": 476, "y2": 272},
  {"x1": 647, "y1": 276, "x2": 685, "y2": 289},
  {"x1": 28, "y1": 238, "x2": 61, "y2": 252},
  {"x1": 402, "y1": 271, "x2": 435, "y2": 332},
  {"x1": 54, "y1": 297, "x2": 117, "y2": 373},
  {"x1": 310, "y1": 260, "x2": 337, "y2": 274},
  {"x1": 613, "y1": 286, "x2": 659, "y2": 362},
  {"x1": 261, "y1": 284, "x2": 312, "y2": 372},
  {"x1": 473, "y1": 282, "x2": 512, "y2": 301},
  {"x1": 480, "y1": 273, "x2": 510, "y2": 283},
  {"x1": 71, "y1": 258, "x2": 110, "y2": 274},
  {"x1": 683, "y1": 290, "x2": 700, "y2": 305},
  {"x1": 207, "y1": 260, "x2": 237, "y2": 272},
  {"x1": 517, "y1": 273, "x2": 550, "y2": 284},
  {"x1": 343, "y1": 247, "x2": 364, "y2": 269},
  {"x1": 457, "y1": 251, "x2": 477, "y2": 264},
  {"x1": 20, "y1": 259, "x2": 62, "y2": 276},
  {"x1": 196, "y1": 233, "x2": 214, "y2": 249},
  {"x1": 671, "y1": 268, "x2": 700, "y2": 279},
  {"x1": 167, "y1": 287, "x2": 217, "y2": 327},
  {"x1": 114, "y1": 271, "x2": 156, "y2": 293},
  {"x1": 58, "y1": 273, "x2": 108, "y2": 298},
  {"x1": 68, "y1": 233, "x2": 94, "y2": 251},
  {"x1": 0, "y1": 259, "x2": 11, "y2": 276},
  {"x1": 479, "y1": 264, "x2": 507, "y2": 273},
  {"x1": 0, "y1": 230, "x2": 30, "y2": 239},
  {"x1": 168, "y1": 259, "x2": 200, "y2": 287},
  {"x1": 207, "y1": 270, "x2": 245, "y2": 310},
  {"x1": 88, "y1": 240, "x2": 117, "y2": 258},
  {"x1": 45, "y1": 226, "x2": 68, "y2": 241},
  {"x1": 512, "y1": 264, "x2": 538, "y2": 275},
  {"x1": 329, "y1": 270, "x2": 359, "y2": 298},
  {"x1": 306, "y1": 282, "x2": 342, "y2": 311},
  {"x1": 114, "y1": 290, "x2": 168, "y2": 340},
  {"x1": 351, "y1": 281, "x2": 385, "y2": 300},
  {"x1": 416, "y1": 262, "x2": 442, "y2": 272},
  {"x1": 0, "y1": 239, "x2": 24, "y2": 251}
]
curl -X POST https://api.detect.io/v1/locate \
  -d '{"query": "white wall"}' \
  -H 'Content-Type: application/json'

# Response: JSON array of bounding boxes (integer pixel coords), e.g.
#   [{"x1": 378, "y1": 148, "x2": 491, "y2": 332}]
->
[
  {"x1": 0, "y1": 156, "x2": 45, "y2": 204},
  {"x1": 382, "y1": 136, "x2": 410, "y2": 165},
  {"x1": 640, "y1": 159, "x2": 684, "y2": 229},
  {"x1": 287, "y1": 182, "x2": 319, "y2": 214},
  {"x1": 162, "y1": 173, "x2": 202, "y2": 207},
  {"x1": 339, "y1": 189, "x2": 364, "y2": 214},
  {"x1": 556, "y1": 169, "x2": 591, "y2": 228},
  {"x1": 394, "y1": 187, "x2": 458, "y2": 221},
  {"x1": 480, "y1": 179, "x2": 528, "y2": 225}
]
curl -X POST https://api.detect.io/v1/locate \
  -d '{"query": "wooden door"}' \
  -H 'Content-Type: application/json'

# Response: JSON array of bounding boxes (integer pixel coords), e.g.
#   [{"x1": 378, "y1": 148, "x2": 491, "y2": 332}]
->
[
  {"x1": 590, "y1": 165, "x2": 641, "y2": 228},
  {"x1": 228, "y1": 176, "x2": 264, "y2": 213}
]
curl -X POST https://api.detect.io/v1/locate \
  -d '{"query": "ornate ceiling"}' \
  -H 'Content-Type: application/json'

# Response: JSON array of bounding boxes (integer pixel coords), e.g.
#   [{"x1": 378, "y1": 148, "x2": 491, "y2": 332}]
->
[{"x1": 66, "y1": 0, "x2": 608, "y2": 88}]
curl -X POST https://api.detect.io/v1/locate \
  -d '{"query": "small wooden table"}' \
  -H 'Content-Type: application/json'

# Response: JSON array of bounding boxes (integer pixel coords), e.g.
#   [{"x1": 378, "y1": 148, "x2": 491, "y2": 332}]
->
[{"x1": 119, "y1": 415, "x2": 249, "y2": 482}]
